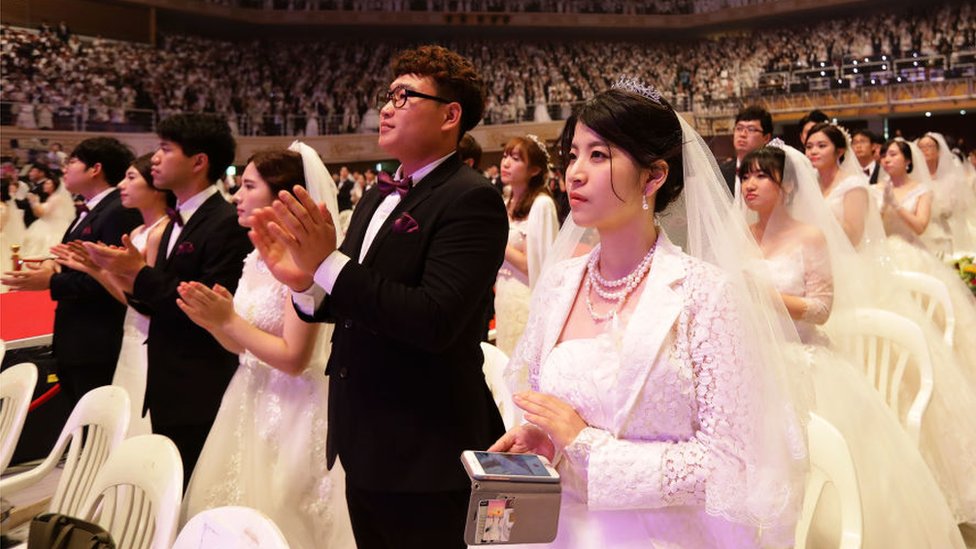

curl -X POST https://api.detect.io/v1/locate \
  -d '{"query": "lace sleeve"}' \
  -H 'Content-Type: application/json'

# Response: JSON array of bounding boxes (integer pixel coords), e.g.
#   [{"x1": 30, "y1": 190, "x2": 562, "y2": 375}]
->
[
  {"x1": 561, "y1": 274, "x2": 762, "y2": 512},
  {"x1": 504, "y1": 266, "x2": 559, "y2": 395},
  {"x1": 799, "y1": 239, "x2": 833, "y2": 325}
]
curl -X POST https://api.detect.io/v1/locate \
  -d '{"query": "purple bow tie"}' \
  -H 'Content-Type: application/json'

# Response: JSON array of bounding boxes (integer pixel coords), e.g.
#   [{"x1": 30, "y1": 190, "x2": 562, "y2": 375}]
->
[
  {"x1": 75, "y1": 203, "x2": 89, "y2": 216},
  {"x1": 166, "y1": 207, "x2": 185, "y2": 227},
  {"x1": 377, "y1": 172, "x2": 413, "y2": 198}
]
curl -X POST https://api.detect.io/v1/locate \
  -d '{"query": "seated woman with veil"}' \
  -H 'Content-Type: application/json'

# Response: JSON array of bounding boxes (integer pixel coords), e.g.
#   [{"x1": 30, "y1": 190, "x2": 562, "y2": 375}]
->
[
  {"x1": 739, "y1": 142, "x2": 965, "y2": 548},
  {"x1": 490, "y1": 80, "x2": 807, "y2": 548}
]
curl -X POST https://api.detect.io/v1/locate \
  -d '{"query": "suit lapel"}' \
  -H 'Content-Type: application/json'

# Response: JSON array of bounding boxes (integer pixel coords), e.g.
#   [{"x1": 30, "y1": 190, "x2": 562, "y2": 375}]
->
[
  {"x1": 155, "y1": 220, "x2": 176, "y2": 270},
  {"x1": 361, "y1": 155, "x2": 461, "y2": 266},
  {"x1": 161, "y1": 192, "x2": 223, "y2": 270},
  {"x1": 63, "y1": 189, "x2": 119, "y2": 242}
]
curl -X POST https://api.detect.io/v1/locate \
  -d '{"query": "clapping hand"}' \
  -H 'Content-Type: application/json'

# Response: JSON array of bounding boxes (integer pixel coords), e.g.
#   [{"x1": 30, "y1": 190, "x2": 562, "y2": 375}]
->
[
  {"x1": 176, "y1": 281, "x2": 235, "y2": 331},
  {"x1": 1, "y1": 259, "x2": 56, "y2": 291},
  {"x1": 83, "y1": 235, "x2": 146, "y2": 278},
  {"x1": 52, "y1": 241, "x2": 99, "y2": 276},
  {"x1": 270, "y1": 186, "x2": 336, "y2": 273},
  {"x1": 250, "y1": 207, "x2": 314, "y2": 292}
]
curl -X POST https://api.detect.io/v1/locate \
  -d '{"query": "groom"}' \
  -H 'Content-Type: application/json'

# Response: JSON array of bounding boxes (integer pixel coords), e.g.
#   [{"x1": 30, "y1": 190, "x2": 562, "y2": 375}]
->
[
  {"x1": 252, "y1": 45, "x2": 508, "y2": 548},
  {"x1": 85, "y1": 114, "x2": 251, "y2": 485}
]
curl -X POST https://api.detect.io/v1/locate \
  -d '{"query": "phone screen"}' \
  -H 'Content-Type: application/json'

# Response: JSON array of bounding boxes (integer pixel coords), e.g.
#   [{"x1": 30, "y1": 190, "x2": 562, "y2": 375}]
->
[{"x1": 474, "y1": 452, "x2": 553, "y2": 478}]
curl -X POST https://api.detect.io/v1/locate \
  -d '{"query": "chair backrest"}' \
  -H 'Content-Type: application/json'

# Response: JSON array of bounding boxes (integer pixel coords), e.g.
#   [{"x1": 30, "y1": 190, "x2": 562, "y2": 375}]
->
[
  {"x1": 480, "y1": 342, "x2": 518, "y2": 430},
  {"x1": 893, "y1": 270, "x2": 955, "y2": 348},
  {"x1": 795, "y1": 413, "x2": 862, "y2": 549},
  {"x1": 0, "y1": 338, "x2": 6, "y2": 363},
  {"x1": 845, "y1": 308, "x2": 933, "y2": 446},
  {"x1": 173, "y1": 506, "x2": 290, "y2": 549},
  {"x1": 0, "y1": 362, "x2": 38, "y2": 472},
  {"x1": 82, "y1": 434, "x2": 183, "y2": 549}
]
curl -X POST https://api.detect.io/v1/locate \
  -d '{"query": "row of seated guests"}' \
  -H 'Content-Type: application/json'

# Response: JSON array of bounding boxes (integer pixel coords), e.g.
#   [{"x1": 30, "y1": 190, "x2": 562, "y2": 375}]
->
[
  {"x1": 207, "y1": 0, "x2": 764, "y2": 15},
  {"x1": 4, "y1": 0, "x2": 974, "y2": 134},
  {"x1": 3, "y1": 45, "x2": 975, "y2": 549}
]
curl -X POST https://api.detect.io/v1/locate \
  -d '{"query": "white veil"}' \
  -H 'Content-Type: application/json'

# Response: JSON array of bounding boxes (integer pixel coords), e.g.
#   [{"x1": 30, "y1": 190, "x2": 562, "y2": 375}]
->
[
  {"x1": 920, "y1": 132, "x2": 976, "y2": 253},
  {"x1": 535, "y1": 98, "x2": 808, "y2": 543}
]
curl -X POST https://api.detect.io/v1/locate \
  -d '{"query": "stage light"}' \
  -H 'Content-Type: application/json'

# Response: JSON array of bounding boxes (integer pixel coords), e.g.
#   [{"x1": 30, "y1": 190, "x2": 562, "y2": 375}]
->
[
  {"x1": 820, "y1": 62, "x2": 825, "y2": 67},
  {"x1": 882, "y1": 55, "x2": 887, "y2": 60},
  {"x1": 821, "y1": 71, "x2": 826, "y2": 76},
  {"x1": 897, "y1": 76, "x2": 902, "y2": 82},
  {"x1": 882, "y1": 64, "x2": 887, "y2": 70},
  {"x1": 962, "y1": 110, "x2": 968, "y2": 115},
  {"x1": 913, "y1": 61, "x2": 918, "y2": 66},
  {"x1": 863, "y1": 57, "x2": 869, "y2": 62},
  {"x1": 925, "y1": 111, "x2": 932, "y2": 117},
  {"x1": 853, "y1": 60, "x2": 858, "y2": 65},
  {"x1": 853, "y1": 68, "x2": 858, "y2": 73},
  {"x1": 871, "y1": 79, "x2": 876, "y2": 84}
]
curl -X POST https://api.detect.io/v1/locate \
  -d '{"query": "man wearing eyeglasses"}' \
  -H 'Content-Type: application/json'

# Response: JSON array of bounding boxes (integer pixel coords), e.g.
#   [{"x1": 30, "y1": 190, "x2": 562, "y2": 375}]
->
[
  {"x1": 250, "y1": 45, "x2": 508, "y2": 548},
  {"x1": 720, "y1": 105, "x2": 773, "y2": 198}
]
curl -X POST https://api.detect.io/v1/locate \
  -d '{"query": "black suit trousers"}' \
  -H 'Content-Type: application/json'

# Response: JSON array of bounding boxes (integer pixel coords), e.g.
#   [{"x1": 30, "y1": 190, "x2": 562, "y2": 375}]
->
[
  {"x1": 346, "y1": 482, "x2": 469, "y2": 549},
  {"x1": 56, "y1": 359, "x2": 115, "y2": 406}
]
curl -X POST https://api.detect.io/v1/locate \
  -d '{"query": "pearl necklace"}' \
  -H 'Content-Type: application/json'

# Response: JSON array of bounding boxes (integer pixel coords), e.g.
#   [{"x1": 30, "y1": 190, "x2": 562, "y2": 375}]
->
[{"x1": 584, "y1": 240, "x2": 657, "y2": 324}]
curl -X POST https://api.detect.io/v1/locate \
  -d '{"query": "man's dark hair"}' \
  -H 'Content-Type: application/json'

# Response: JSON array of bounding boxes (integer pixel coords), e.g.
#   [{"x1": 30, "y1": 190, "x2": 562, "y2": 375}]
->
[
  {"x1": 29, "y1": 163, "x2": 53, "y2": 180},
  {"x1": 391, "y1": 45, "x2": 485, "y2": 141},
  {"x1": 799, "y1": 109, "x2": 830, "y2": 128},
  {"x1": 157, "y1": 113, "x2": 236, "y2": 183},
  {"x1": 458, "y1": 133, "x2": 483, "y2": 169},
  {"x1": 734, "y1": 105, "x2": 773, "y2": 136},
  {"x1": 853, "y1": 129, "x2": 884, "y2": 146},
  {"x1": 70, "y1": 137, "x2": 134, "y2": 186}
]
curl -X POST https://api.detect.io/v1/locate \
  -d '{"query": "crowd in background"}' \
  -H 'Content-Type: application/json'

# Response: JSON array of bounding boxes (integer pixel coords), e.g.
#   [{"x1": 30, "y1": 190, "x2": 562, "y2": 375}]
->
[
  {"x1": 202, "y1": 0, "x2": 770, "y2": 15},
  {"x1": 2, "y1": 2, "x2": 974, "y2": 135}
]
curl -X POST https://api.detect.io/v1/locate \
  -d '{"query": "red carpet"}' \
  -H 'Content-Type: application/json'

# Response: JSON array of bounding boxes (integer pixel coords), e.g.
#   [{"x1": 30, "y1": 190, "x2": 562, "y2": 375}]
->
[{"x1": 0, "y1": 290, "x2": 55, "y2": 342}]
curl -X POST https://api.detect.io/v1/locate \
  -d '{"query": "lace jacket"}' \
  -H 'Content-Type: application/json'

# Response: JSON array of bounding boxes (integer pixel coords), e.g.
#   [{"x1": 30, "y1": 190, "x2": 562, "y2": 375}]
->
[{"x1": 506, "y1": 233, "x2": 774, "y2": 517}]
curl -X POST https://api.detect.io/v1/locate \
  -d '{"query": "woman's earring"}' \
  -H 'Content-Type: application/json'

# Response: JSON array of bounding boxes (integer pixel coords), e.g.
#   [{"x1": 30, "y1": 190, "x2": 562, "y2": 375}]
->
[{"x1": 641, "y1": 195, "x2": 650, "y2": 211}]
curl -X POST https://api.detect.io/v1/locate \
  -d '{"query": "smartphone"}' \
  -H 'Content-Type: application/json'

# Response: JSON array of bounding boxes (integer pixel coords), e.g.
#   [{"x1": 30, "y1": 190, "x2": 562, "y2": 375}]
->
[{"x1": 461, "y1": 451, "x2": 560, "y2": 483}]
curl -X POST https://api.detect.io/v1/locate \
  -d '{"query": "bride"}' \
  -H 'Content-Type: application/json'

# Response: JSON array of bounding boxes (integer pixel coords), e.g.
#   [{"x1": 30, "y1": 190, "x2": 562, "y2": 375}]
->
[
  {"x1": 739, "y1": 142, "x2": 965, "y2": 547},
  {"x1": 491, "y1": 82, "x2": 807, "y2": 548},
  {"x1": 178, "y1": 143, "x2": 354, "y2": 549},
  {"x1": 21, "y1": 175, "x2": 74, "y2": 258}
]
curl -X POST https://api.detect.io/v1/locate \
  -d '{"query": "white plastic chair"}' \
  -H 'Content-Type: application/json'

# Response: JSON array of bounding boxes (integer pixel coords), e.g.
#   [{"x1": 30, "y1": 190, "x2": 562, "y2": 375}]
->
[
  {"x1": 0, "y1": 338, "x2": 6, "y2": 363},
  {"x1": 845, "y1": 308, "x2": 934, "y2": 446},
  {"x1": 0, "y1": 362, "x2": 38, "y2": 472},
  {"x1": 0, "y1": 385, "x2": 130, "y2": 517},
  {"x1": 80, "y1": 434, "x2": 183, "y2": 549},
  {"x1": 795, "y1": 412, "x2": 863, "y2": 549},
  {"x1": 893, "y1": 270, "x2": 955, "y2": 348},
  {"x1": 480, "y1": 342, "x2": 518, "y2": 430},
  {"x1": 173, "y1": 506, "x2": 290, "y2": 549}
]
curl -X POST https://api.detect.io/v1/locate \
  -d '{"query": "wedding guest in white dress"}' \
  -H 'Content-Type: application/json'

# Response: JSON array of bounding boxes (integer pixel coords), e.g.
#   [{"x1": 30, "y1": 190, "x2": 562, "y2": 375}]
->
[
  {"x1": 178, "y1": 143, "x2": 354, "y2": 549},
  {"x1": 739, "y1": 143, "x2": 965, "y2": 548},
  {"x1": 916, "y1": 133, "x2": 976, "y2": 255},
  {"x1": 21, "y1": 176, "x2": 75, "y2": 258},
  {"x1": 812, "y1": 134, "x2": 976, "y2": 524},
  {"x1": 877, "y1": 140, "x2": 933, "y2": 246},
  {"x1": 494, "y1": 135, "x2": 559, "y2": 355},
  {"x1": 54, "y1": 153, "x2": 172, "y2": 436},
  {"x1": 804, "y1": 123, "x2": 870, "y2": 249},
  {"x1": 492, "y1": 82, "x2": 807, "y2": 548}
]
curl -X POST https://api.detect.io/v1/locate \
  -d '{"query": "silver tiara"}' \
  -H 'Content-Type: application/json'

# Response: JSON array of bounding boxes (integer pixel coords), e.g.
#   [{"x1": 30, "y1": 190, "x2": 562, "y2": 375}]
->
[
  {"x1": 612, "y1": 76, "x2": 663, "y2": 105},
  {"x1": 526, "y1": 134, "x2": 551, "y2": 165}
]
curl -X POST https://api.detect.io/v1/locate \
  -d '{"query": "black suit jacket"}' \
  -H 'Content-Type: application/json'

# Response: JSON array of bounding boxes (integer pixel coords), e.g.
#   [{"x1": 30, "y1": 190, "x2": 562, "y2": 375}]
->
[
  {"x1": 130, "y1": 191, "x2": 252, "y2": 427},
  {"x1": 303, "y1": 154, "x2": 508, "y2": 492},
  {"x1": 336, "y1": 177, "x2": 355, "y2": 212},
  {"x1": 868, "y1": 162, "x2": 881, "y2": 185},
  {"x1": 50, "y1": 189, "x2": 141, "y2": 367},
  {"x1": 719, "y1": 158, "x2": 737, "y2": 197}
]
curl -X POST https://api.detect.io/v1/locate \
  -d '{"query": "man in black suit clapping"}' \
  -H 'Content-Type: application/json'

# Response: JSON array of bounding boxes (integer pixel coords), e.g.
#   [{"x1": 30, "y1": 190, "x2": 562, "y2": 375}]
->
[
  {"x1": 2, "y1": 138, "x2": 141, "y2": 405},
  {"x1": 84, "y1": 114, "x2": 252, "y2": 486},
  {"x1": 251, "y1": 45, "x2": 508, "y2": 548}
]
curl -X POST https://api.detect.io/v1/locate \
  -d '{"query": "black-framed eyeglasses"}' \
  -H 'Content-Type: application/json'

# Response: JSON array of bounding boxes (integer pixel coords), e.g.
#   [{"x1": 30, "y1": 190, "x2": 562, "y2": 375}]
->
[
  {"x1": 733, "y1": 124, "x2": 765, "y2": 135},
  {"x1": 377, "y1": 86, "x2": 453, "y2": 109}
]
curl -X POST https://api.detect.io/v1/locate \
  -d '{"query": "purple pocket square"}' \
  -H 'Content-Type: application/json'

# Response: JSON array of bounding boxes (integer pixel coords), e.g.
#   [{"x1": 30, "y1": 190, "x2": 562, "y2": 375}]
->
[
  {"x1": 81, "y1": 226, "x2": 92, "y2": 236},
  {"x1": 175, "y1": 241, "x2": 195, "y2": 256},
  {"x1": 392, "y1": 212, "x2": 420, "y2": 234}
]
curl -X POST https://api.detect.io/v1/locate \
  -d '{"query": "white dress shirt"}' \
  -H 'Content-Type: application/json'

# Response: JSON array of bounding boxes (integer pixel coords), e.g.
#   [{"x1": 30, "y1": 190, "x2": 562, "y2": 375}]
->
[
  {"x1": 294, "y1": 151, "x2": 456, "y2": 315},
  {"x1": 166, "y1": 186, "x2": 219, "y2": 258}
]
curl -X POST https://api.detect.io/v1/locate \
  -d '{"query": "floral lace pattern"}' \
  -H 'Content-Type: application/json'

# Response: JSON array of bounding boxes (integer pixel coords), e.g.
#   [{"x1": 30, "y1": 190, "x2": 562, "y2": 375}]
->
[{"x1": 507, "y1": 235, "x2": 794, "y2": 541}]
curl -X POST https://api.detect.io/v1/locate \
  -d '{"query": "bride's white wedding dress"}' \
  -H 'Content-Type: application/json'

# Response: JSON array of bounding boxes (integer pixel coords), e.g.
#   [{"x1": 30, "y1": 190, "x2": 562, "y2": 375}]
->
[
  {"x1": 182, "y1": 251, "x2": 354, "y2": 549},
  {"x1": 21, "y1": 189, "x2": 74, "y2": 258},
  {"x1": 762, "y1": 246, "x2": 965, "y2": 548},
  {"x1": 111, "y1": 219, "x2": 165, "y2": 437},
  {"x1": 506, "y1": 234, "x2": 800, "y2": 548}
]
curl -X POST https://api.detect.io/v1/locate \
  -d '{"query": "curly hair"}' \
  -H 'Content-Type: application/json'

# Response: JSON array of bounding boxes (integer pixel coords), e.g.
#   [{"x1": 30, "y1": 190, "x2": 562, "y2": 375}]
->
[{"x1": 391, "y1": 45, "x2": 485, "y2": 139}]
